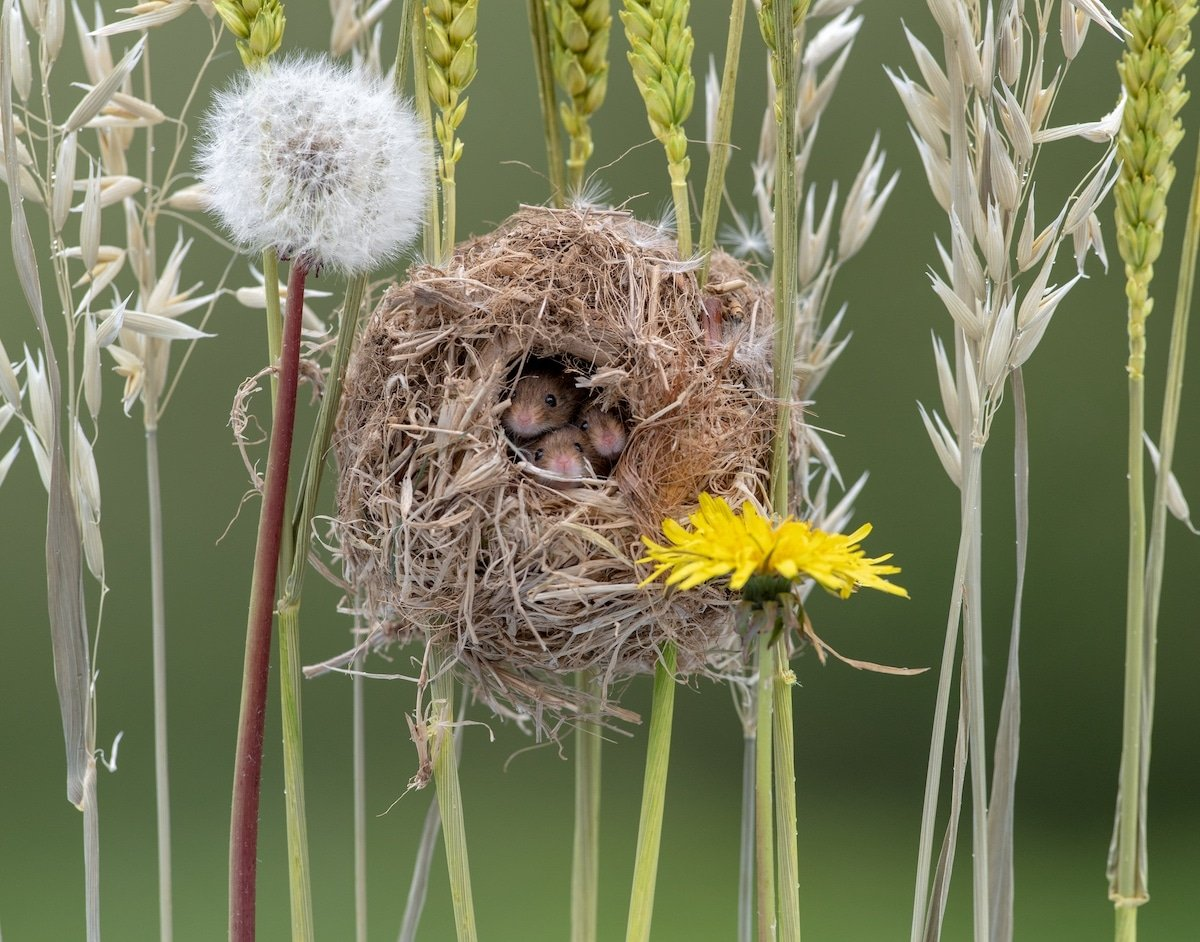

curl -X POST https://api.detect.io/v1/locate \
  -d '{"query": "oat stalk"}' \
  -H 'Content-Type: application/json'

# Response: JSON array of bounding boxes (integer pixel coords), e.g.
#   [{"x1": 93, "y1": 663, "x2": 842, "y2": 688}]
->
[
  {"x1": 547, "y1": 0, "x2": 611, "y2": 193},
  {"x1": 621, "y1": 0, "x2": 695, "y2": 255},
  {"x1": 625, "y1": 643, "x2": 677, "y2": 942},
  {"x1": 423, "y1": 0, "x2": 478, "y2": 259},
  {"x1": 229, "y1": 257, "x2": 308, "y2": 942},
  {"x1": 527, "y1": 0, "x2": 568, "y2": 204},
  {"x1": 1110, "y1": 4, "x2": 1195, "y2": 938},
  {"x1": 572, "y1": 670, "x2": 603, "y2": 942}
]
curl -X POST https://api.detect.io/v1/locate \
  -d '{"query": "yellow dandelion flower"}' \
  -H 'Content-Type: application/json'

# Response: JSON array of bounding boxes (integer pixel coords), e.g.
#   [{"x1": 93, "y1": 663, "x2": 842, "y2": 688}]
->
[{"x1": 639, "y1": 493, "x2": 908, "y2": 600}]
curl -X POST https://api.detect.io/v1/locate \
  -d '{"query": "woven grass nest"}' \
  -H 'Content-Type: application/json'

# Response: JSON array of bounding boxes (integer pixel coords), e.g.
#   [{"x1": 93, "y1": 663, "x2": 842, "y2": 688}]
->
[{"x1": 333, "y1": 204, "x2": 798, "y2": 726}]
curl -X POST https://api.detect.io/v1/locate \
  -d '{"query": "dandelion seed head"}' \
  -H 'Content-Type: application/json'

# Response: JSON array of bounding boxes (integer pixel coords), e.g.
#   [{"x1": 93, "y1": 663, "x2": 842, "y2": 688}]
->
[{"x1": 197, "y1": 55, "x2": 431, "y2": 273}]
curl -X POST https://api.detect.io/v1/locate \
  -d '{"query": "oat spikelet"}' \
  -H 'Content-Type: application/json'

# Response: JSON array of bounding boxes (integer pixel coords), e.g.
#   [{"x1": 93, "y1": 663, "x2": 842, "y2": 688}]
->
[
  {"x1": 547, "y1": 0, "x2": 611, "y2": 191},
  {"x1": 620, "y1": 0, "x2": 695, "y2": 254},
  {"x1": 1115, "y1": 0, "x2": 1196, "y2": 378}
]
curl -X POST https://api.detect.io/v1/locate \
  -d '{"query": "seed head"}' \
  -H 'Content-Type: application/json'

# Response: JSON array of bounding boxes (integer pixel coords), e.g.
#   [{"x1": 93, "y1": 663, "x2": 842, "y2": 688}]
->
[{"x1": 197, "y1": 55, "x2": 432, "y2": 273}]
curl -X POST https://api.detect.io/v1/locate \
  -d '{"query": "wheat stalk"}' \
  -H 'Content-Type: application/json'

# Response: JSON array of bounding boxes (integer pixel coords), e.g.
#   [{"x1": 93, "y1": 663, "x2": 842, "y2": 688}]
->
[
  {"x1": 621, "y1": 0, "x2": 695, "y2": 255},
  {"x1": 424, "y1": 0, "x2": 478, "y2": 258},
  {"x1": 1109, "y1": 3, "x2": 1195, "y2": 939},
  {"x1": 547, "y1": 0, "x2": 611, "y2": 192}
]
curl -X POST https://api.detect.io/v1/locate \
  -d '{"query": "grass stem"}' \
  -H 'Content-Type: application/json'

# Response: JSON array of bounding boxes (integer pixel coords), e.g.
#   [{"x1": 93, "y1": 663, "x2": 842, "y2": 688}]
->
[
  {"x1": 754, "y1": 629, "x2": 776, "y2": 942},
  {"x1": 354, "y1": 646, "x2": 367, "y2": 942},
  {"x1": 429, "y1": 646, "x2": 478, "y2": 942},
  {"x1": 527, "y1": 0, "x2": 567, "y2": 206},
  {"x1": 572, "y1": 670, "x2": 602, "y2": 942},
  {"x1": 739, "y1": 733, "x2": 756, "y2": 942},
  {"x1": 698, "y1": 0, "x2": 747, "y2": 285},
  {"x1": 625, "y1": 643, "x2": 677, "y2": 942},
  {"x1": 772, "y1": 648, "x2": 800, "y2": 942},
  {"x1": 142, "y1": 391, "x2": 173, "y2": 942}
]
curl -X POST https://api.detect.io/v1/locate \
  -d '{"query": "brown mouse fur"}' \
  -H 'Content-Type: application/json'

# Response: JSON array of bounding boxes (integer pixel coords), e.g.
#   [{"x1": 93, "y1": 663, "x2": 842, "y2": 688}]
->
[{"x1": 502, "y1": 372, "x2": 584, "y2": 439}]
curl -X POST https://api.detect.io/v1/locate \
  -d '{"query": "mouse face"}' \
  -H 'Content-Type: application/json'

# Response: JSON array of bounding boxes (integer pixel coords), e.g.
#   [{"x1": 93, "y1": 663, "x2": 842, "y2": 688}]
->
[
  {"x1": 501, "y1": 372, "x2": 584, "y2": 439},
  {"x1": 528, "y1": 426, "x2": 594, "y2": 488},
  {"x1": 577, "y1": 404, "x2": 628, "y2": 462}
]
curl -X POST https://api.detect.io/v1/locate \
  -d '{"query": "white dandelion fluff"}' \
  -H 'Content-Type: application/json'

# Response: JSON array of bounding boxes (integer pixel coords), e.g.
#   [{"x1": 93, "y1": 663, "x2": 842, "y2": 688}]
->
[{"x1": 197, "y1": 55, "x2": 432, "y2": 273}]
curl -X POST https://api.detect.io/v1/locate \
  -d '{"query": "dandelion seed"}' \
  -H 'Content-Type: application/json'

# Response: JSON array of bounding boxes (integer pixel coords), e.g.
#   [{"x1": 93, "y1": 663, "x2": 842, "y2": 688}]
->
[{"x1": 197, "y1": 54, "x2": 431, "y2": 273}]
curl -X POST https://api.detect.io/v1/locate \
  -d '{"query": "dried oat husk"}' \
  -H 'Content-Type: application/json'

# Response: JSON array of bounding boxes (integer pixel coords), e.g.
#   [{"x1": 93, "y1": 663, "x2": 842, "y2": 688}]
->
[{"x1": 332, "y1": 204, "x2": 795, "y2": 729}]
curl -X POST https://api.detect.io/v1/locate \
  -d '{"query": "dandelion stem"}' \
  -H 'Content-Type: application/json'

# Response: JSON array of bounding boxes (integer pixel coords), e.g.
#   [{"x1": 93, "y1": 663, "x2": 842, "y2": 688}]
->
[
  {"x1": 429, "y1": 646, "x2": 478, "y2": 942},
  {"x1": 527, "y1": 0, "x2": 567, "y2": 206},
  {"x1": 625, "y1": 643, "x2": 677, "y2": 942},
  {"x1": 698, "y1": 0, "x2": 747, "y2": 286},
  {"x1": 572, "y1": 670, "x2": 603, "y2": 942},
  {"x1": 143, "y1": 388, "x2": 174, "y2": 942},
  {"x1": 772, "y1": 648, "x2": 800, "y2": 942},
  {"x1": 739, "y1": 733, "x2": 756, "y2": 942},
  {"x1": 754, "y1": 628, "x2": 776, "y2": 942},
  {"x1": 229, "y1": 257, "x2": 308, "y2": 942}
]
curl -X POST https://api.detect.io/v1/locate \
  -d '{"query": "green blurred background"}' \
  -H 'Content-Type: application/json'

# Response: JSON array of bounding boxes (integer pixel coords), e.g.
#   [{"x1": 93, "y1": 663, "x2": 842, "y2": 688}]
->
[{"x1": 2, "y1": 2, "x2": 1198, "y2": 939}]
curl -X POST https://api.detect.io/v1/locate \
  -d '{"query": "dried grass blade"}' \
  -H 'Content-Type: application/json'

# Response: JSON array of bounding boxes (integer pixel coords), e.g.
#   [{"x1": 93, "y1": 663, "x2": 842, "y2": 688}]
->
[
  {"x1": 923, "y1": 690, "x2": 969, "y2": 942},
  {"x1": 986, "y1": 369, "x2": 1027, "y2": 942}
]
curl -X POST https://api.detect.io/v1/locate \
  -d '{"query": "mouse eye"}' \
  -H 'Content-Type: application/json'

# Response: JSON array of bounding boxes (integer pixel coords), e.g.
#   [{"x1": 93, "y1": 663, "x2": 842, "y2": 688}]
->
[
  {"x1": 545, "y1": 393, "x2": 557, "y2": 408},
  {"x1": 534, "y1": 448, "x2": 544, "y2": 461},
  {"x1": 580, "y1": 419, "x2": 589, "y2": 431},
  {"x1": 574, "y1": 442, "x2": 584, "y2": 453}
]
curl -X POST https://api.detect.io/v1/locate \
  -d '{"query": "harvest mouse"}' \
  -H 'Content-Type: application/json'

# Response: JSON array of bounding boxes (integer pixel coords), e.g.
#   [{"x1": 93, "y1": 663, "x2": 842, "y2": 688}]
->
[
  {"x1": 502, "y1": 372, "x2": 584, "y2": 439},
  {"x1": 576, "y1": 404, "x2": 627, "y2": 473},
  {"x1": 527, "y1": 425, "x2": 595, "y2": 488}
]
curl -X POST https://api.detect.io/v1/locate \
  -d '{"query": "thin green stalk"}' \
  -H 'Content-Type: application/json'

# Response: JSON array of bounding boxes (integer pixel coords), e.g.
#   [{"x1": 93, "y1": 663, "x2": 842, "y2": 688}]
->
[
  {"x1": 698, "y1": 0, "x2": 747, "y2": 286},
  {"x1": 1116, "y1": 370, "x2": 1146, "y2": 942},
  {"x1": 1137, "y1": 128, "x2": 1200, "y2": 916},
  {"x1": 670, "y1": 176, "x2": 693, "y2": 257},
  {"x1": 527, "y1": 0, "x2": 567, "y2": 205},
  {"x1": 429, "y1": 646, "x2": 478, "y2": 942},
  {"x1": 754, "y1": 630, "x2": 775, "y2": 942},
  {"x1": 143, "y1": 389, "x2": 173, "y2": 942},
  {"x1": 353, "y1": 648, "x2": 367, "y2": 942},
  {"x1": 772, "y1": 649, "x2": 799, "y2": 942},
  {"x1": 572, "y1": 670, "x2": 602, "y2": 942},
  {"x1": 398, "y1": 794, "x2": 443, "y2": 942},
  {"x1": 739, "y1": 733, "x2": 755, "y2": 942},
  {"x1": 275, "y1": 274, "x2": 370, "y2": 940},
  {"x1": 263, "y1": 247, "x2": 283, "y2": 404},
  {"x1": 766, "y1": 0, "x2": 799, "y2": 510},
  {"x1": 625, "y1": 643, "x2": 677, "y2": 942},
  {"x1": 277, "y1": 605, "x2": 315, "y2": 941},
  {"x1": 229, "y1": 258, "x2": 308, "y2": 942},
  {"x1": 962, "y1": 442, "x2": 990, "y2": 942}
]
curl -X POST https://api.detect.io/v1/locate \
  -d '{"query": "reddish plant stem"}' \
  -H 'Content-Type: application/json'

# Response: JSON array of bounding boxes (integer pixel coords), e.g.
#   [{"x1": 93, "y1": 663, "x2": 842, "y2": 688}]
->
[{"x1": 229, "y1": 257, "x2": 309, "y2": 942}]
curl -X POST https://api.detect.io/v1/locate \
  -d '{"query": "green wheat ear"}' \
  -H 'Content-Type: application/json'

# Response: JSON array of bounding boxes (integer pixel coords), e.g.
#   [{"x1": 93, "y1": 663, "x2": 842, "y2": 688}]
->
[
  {"x1": 547, "y1": 0, "x2": 612, "y2": 192},
  {"x1": 1115, "y1": 0, "x2": 1196, "y2": 377},
  {"x1": 620, "y1": 0, "x2": 695, "y2": 255}
]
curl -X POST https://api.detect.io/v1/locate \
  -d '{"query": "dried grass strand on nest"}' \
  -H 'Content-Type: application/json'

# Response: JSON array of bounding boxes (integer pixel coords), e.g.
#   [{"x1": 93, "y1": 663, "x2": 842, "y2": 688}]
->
[{"x1": 333, "y1": 204, "x2": 795, "y2": 726}]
